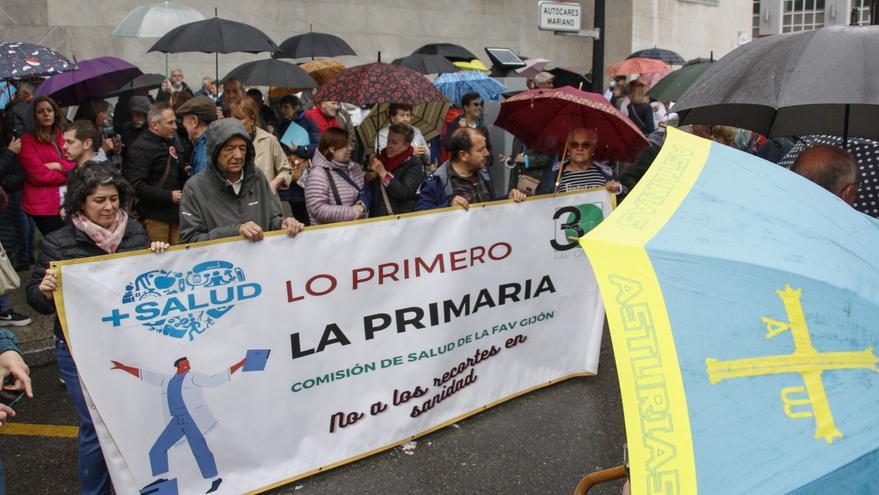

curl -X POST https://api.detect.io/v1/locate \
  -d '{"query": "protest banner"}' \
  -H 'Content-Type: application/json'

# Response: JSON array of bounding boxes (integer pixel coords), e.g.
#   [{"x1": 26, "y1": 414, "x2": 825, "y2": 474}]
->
[{"x1": 56, "y1": 189, "x2": 613, "y2": 494}]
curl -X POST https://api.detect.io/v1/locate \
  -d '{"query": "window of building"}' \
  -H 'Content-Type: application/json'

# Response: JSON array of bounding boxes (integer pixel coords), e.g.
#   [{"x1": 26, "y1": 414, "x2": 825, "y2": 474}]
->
[
  {"x1": 754, "y1": 0, "x2": 762, "y2": 38},
  {"x1": 782, "y1": 0, "x2": 826, "y2": 33},
  {"x1": 852, "y1": 0, "x2": 872, "y2": 25}
]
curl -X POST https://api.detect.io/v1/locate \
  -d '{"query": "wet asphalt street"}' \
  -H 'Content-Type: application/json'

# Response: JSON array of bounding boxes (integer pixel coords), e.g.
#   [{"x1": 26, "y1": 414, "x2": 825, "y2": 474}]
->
[{"x1": 1, "y1": 327, "x2": 626, "y2": 495}]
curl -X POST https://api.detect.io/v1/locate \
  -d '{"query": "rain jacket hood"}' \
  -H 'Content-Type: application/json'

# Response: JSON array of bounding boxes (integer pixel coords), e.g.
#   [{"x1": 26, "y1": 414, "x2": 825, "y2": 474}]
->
[{"x1": 205, "y1": 119, "x2": 256, "y2": 182}]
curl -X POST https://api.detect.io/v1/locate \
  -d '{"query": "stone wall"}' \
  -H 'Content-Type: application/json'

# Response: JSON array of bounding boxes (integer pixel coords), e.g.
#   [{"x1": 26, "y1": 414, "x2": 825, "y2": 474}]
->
[{"x1": 0, "y1": 0, "x2": 750, "y2": 89}]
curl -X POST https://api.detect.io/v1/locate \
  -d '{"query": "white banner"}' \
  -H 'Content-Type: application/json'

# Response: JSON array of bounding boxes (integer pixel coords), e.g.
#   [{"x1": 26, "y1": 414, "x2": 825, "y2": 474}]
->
[{"x1": 57, "y1": 190, "x2": 613, "y2": 495}]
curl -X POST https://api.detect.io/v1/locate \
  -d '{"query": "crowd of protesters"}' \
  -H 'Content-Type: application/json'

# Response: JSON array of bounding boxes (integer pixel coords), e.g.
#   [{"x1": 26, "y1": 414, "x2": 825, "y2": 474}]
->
[{"x1": 0, "y1": 63, "x2": 867, "y2": 495}]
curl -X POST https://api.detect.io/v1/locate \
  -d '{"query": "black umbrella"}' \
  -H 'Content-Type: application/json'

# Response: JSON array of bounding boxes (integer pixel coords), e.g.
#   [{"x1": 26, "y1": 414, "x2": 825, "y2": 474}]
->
[
  {"x1": 412, "y1": 43, "x2": 477, "y2": 63},
  {"x1": 105, "y1": 73, "x2": 164, "y2": 97},
  {"x1": 627, "y1": 48, "x2": 686, "y2": 65},
  {"x1": 674, "y1": 25, "x2": 879, "y2": 143},
  {"x1": 221, "y1": 59, "x2": 317, "y2": 88},
  {"x1": 548, "y1": 68, "x2": 591, "y2": 90},
  {"x1": 391, "y1": 54, "x2": 457, "y2": 74},
  {"x1": 148, "y1": 15, "x2": 277, "y2": 83},
  {"x1": 274, "y1": 31, "x2": 356, "y2": 60}
]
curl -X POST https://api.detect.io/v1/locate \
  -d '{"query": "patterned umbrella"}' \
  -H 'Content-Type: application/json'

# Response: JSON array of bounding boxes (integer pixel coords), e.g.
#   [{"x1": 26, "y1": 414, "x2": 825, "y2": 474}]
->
[
  {"x1": 627, "y1": 47, "x2": 686, "y2": 65},
  {"x1": 432, "y1": 71, "x2": 506, "y2": 106},
  {"x1": 356, "y1": 100, "x2": 452, "y2": 152},
  {"x1": 605, "y1": 57, "x2": 670, "y2": 76},
  {"x1": 494, "y1": 86, "x2": 648, "y2": 162},
  {"x1": 312, "y1": 62, "x2": 448, "y2": 106},
  {"x1": 300, "y1": 59, "x2": 345, "y2": 87},
  {"x1": 35, "y1": 56, "x2": 142, "y2": 107},
  {"x1": 777, "y1": 135, "x2": 879, "y2": 218},
  {"x1": 0, "y1": 41, "x2": 76, "y2": 80}
]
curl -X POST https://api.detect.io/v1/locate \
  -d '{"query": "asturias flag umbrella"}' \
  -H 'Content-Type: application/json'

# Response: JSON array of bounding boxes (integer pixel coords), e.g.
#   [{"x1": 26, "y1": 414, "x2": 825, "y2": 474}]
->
[{"x1": 581, "y1": 127, "x2": 879, "y2": 494}]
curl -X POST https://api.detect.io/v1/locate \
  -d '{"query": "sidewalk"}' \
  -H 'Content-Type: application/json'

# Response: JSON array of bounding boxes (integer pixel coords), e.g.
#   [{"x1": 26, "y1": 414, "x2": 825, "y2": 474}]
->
[{"x1": 5, "y1": 266, "x2": 56, "y2": 366}]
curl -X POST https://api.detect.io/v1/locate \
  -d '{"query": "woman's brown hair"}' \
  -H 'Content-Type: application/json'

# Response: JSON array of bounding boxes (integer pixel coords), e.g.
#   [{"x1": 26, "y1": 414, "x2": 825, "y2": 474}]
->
[
  {"x1": 317, "y1": 127, "x2": 350, "y2": 160},
  {"x1": 32, "y1": 96, "x2": 65, "y2": 144}
]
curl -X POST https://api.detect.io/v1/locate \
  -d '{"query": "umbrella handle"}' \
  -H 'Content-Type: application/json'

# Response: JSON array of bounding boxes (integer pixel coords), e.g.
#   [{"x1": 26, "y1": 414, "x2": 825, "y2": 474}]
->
[{"x1": 554, "y1": 140, "x2": 570, "y2": 194}]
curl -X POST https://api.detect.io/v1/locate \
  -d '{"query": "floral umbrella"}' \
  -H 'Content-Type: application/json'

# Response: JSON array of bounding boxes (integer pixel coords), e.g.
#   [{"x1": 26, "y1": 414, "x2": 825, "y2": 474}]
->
[{"x1": 312, "y1": 61, "x2": 447, "y2": 106}]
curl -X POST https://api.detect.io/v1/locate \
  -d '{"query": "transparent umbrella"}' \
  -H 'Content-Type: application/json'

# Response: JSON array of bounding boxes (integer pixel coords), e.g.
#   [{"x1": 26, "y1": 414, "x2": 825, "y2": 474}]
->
[{"x1": 111, "y1": 1, "x2": 206, "y2": 75}]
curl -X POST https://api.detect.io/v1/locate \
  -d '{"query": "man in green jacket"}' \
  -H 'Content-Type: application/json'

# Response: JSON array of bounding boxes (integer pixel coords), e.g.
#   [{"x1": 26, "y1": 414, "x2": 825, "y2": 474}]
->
[{"x1": 179, "y1": 119, "x2": 304, "y2": 243}]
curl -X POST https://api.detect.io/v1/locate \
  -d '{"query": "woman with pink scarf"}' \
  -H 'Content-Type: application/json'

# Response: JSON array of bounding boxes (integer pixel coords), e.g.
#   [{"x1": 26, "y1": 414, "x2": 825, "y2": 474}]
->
[{"x1": 26, "y1": 164, "x2": 168, "y2": 495}]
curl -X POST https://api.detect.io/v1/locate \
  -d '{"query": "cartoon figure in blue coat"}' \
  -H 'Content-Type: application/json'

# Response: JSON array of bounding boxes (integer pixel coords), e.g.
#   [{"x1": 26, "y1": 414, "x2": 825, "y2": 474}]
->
[{"x1": 111, "y1": 355, "x2": 248, "y2": 494}]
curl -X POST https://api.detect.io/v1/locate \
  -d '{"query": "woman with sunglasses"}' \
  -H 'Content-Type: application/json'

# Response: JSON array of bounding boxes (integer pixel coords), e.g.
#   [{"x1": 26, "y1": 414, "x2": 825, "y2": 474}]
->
[
  {"x1": 536, "y1": 128, "x2": 623, "y2": 195},
  {"x1": 443, "y1": 92, "x2": 495, "y2": 170}
]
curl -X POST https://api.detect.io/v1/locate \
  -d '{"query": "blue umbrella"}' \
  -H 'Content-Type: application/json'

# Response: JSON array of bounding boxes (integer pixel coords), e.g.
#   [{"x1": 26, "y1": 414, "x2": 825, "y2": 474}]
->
[
  {"x1": 432, "y1": 71, "x2": 506, "y2": 107},
  {"x1": 581, "y1": 127, "x2": 879, "y2": 494},
  {"x1": 0, "y1": 82, "x2": 16, "y2": 110}
]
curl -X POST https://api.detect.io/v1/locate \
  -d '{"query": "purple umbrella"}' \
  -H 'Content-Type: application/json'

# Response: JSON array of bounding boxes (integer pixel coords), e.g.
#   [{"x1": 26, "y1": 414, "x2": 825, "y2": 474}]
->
[{"x1": 35, "y1": 56, "x2": 142, "y2": 106}]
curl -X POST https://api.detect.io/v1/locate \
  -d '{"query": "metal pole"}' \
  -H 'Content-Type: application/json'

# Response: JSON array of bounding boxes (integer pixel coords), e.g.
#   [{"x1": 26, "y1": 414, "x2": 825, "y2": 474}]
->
[{"x1": 590, "y1": 0, "x2": 605, "y2": 94}]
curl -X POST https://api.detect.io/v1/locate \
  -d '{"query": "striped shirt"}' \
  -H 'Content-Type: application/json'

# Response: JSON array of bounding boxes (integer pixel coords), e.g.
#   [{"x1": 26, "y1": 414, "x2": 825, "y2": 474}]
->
[{"x1": 557, "y1": 166, "x2": 609, "y2": 192}]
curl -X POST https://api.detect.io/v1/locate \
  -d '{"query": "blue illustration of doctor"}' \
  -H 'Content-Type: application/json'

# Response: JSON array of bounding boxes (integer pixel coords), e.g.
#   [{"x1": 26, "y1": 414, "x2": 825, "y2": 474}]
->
[{"x1": 111, "y1": 355, "x2": 247, "y2": 494}]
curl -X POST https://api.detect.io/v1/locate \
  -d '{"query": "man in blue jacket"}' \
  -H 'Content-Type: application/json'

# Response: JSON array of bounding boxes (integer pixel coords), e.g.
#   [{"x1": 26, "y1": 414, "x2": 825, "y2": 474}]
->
[{"x1": 417, "y1": 128, "x2": 525, "y2": 211}]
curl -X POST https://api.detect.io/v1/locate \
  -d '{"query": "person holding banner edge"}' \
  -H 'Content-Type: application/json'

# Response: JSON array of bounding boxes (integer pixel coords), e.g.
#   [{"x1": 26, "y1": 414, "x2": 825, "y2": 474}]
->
[
  {"x1": 26, "y1": 164, "x2": 169, "y2": 495},
  {"x1": 0, "y1": 328, "x2": 33, "y2": 495}
]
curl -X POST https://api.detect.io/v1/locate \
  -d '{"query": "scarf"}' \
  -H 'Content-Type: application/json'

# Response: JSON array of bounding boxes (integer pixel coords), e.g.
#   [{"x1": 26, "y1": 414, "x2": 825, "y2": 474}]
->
[
  {"x1": 378, "y1": 145, "x2": 414, "y2": 173},
  {"x1": 71, "y1": 210, "x2": 129, "y2": 254}
]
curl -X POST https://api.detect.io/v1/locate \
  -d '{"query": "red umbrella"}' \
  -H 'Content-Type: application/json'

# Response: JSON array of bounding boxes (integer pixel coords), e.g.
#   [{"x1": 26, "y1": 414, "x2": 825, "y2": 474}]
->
[
  {"x1": 494, "y1": 86, "x2": 648, "y2": 163},
  {"x1": 312, "y1": 61, "x2": 448, "y2": 105},
  {"x1": 606, "y1": 57, "x2": 670, "y2": 76}
]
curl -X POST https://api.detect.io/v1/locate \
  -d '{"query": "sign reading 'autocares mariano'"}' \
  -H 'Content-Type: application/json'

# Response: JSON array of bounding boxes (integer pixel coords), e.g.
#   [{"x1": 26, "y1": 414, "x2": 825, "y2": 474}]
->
[
  {"x1": 538, "y1": 1, "x2": 582, "y2": 32},
  {"x1": 101, "y1": 260, "x2": 262, "y2": 341}
]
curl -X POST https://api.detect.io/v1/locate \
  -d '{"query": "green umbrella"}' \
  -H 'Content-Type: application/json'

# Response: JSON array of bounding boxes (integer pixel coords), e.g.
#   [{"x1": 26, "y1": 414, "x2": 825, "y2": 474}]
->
[{"x1": 647, "y1": 61, "x2": 713, "y2": 102}]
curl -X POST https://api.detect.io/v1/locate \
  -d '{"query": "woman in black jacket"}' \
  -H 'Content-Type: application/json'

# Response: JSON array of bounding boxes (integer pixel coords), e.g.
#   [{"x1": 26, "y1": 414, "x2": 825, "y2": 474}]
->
[
  {"x1": 27, "y1": 163, "x2": 167, "y2": 495},
  {"x1": 366, "y1": 123, "x2": 427, "y2": 216},
  {"x1": 0, "y1": 136, "x2": 26, "y2": 260}
]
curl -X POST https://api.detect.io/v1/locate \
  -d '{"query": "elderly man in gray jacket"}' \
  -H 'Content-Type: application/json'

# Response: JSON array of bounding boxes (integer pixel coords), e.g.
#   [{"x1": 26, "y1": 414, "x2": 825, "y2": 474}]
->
[{"x1": 180, "y1": 119, "x2": 304, "y2": 243}]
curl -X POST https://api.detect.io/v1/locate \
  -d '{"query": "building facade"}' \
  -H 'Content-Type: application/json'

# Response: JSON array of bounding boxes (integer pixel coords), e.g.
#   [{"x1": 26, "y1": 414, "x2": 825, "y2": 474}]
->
[
  {"x1": 1, "y1": 0, "x2": 752, "y2": 88},
  {"x1": 755, "y1": 0, "x2": 872, "y2": 37}
]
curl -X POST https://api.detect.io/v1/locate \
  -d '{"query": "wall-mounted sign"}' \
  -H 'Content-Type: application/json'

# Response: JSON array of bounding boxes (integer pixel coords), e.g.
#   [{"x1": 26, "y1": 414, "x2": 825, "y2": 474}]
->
[{"x1": 538, "y1": 1, "x2": 582, "y2": 32}]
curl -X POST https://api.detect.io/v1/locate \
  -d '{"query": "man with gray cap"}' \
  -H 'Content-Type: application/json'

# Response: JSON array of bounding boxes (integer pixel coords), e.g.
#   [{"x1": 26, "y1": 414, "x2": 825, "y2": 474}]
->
[
  {"x1": 180, "y1": 119, "x2": 304, "y2": 243},
  {"x1": 176, "y1": 96, "x2": 218, "y2": 176}
]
